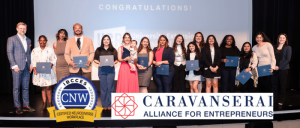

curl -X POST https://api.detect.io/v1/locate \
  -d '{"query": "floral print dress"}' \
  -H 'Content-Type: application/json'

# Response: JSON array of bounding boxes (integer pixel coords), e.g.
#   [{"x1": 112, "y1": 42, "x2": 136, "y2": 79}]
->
[{"x1": 31, "y1": 46, "x2": 57, "y2": 87}]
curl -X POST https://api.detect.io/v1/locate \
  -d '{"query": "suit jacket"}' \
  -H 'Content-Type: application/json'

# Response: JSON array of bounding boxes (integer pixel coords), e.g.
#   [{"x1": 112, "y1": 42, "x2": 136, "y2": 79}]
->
[
  {"x1": 274, "y1": 45, "x2": 292, "y2": 70},
  {"x1": 186, "y1": 53, "x2": 203, "y2": 75},
  {"x1": 7, "y1": 35, "x2": 31, "y2": 70},
  {"x1": 201, "y1": 47, "x2": 221, "y2": 68},
  {"x1": 64, "y1": 36, "x2": 95, "y2": 73},
  {"x1": 153, "y1": 47, "x2": 175, "y2": 72}
]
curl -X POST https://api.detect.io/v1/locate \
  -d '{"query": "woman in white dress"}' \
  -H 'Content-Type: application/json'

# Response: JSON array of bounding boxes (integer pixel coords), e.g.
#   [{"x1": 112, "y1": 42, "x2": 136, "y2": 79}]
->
[{"x1": 32, "y1": 35, "x2": 57, "y2": 111}]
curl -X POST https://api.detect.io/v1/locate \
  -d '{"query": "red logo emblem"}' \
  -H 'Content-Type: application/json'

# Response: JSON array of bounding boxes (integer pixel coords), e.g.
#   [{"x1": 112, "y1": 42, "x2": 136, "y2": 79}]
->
[{"x1": 111, "y1": 93, "x2": 138, "y2": 119}]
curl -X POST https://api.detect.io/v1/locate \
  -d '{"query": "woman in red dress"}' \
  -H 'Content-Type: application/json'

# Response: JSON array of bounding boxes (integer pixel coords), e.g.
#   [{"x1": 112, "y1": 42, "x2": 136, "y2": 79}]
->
[{"x1": 116, "y1": 33, "x2": 139, "y2": 93}]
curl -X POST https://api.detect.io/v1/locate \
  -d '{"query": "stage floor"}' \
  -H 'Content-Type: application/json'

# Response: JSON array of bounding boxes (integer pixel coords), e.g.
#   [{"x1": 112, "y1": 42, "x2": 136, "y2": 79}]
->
[{"x1": 0, "y1": 90, "x2": 300, "y2": 127}]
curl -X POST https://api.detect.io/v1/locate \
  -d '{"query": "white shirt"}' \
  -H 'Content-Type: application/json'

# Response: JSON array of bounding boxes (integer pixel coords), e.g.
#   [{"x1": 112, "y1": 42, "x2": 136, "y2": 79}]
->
[
  {"x1": 190, "y1": 53, "x2": 196, "y2": 60},
  {"x1": 210, "y1": 47, "x2": 215, "y2": 64},
  {"x1": 174, "y1": 45, "x2": 186, "y2": 66},
  {"x1": 75, "y1": 35, "x2": 83, "y2": 51},
  {"x1": 12, "y1": 34, "x2": 28, "y2": 69}
]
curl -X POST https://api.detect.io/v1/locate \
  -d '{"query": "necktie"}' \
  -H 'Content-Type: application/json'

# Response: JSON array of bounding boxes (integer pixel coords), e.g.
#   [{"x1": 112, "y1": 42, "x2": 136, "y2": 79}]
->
[{"x1": 77, "y1": 38, "x2": 81, "y2": 50}]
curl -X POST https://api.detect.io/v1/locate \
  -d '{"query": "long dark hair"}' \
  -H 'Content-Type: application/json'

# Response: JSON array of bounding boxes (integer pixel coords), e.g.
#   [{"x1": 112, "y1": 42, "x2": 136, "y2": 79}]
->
[
  {"x1": 122, "y1": 32, "x2": 132, "y2": 44},
  {"x1": 220, "y1": 35, "x2": 236, "y2": 48},
  {"x1": 100, "y1": 35, "x2": 115, "y2": 51},
  {"x1": 138, "y1": 37, "x2": 152, "y2": 53},
  {"x1": 157, "y1": 35, "x2": 169, "y2": 49},
  {"x1": 205, "y1": 35, "x2": 219, "y2": 54},
  {"x1": 193, "y1": 32, "x2": 205, "y2": 49},
  {"x1": 255, "y1": 31, "x2": 271, "y2": 43},
  {"x1": 240, "y1": 42, "x2": 253, "y2": 60},
  {"x1": 172, "y1": 34, "x2": 186, "y2": 59},
  {"x1": 276, "y1": 33, "x2": 288, "y2": 46},
  {"x1": 56, "y1": 29, "x2": 68, "y2": 41},
  {"x1": 186, "y1": 42, "x2": 201, "y2": 59}
]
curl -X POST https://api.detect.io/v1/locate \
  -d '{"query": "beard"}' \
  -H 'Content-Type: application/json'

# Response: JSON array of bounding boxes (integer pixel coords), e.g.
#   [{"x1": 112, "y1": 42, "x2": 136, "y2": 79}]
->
[{"x1": 74, "y1": 31, "x2": 83, "y2": 36}]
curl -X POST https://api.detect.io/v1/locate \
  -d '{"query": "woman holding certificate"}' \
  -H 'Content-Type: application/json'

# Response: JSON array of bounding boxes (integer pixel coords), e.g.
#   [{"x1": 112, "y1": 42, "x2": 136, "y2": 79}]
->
[
  {"x1": 136, "y1": 37, "x2": 153, "y2": 93},
  {"x1": 94, "y1": 35, "x2": 118, "y2": 110},
  {"x1": 220, "y1": 35, "x2": 240, "y2": 92},
  {"x1": 193, "y1": 32, "x2": 206, "y2": 92},
  {"x1": 116, "y1": 33, "x2": 139, "y2": 93},
  {"x1": 153, "y1": 35, "x2": 175, "y2": 92},
  {"x1": 236, "y1": 42, "x2": 258, "y2": 92},
  {"x1": 252, "y1": 32, "x2": 275, "y2": 92},
  {"x1": 31, "y1": 35, "x2": 57, "y2": 111},
  {"x1": 172, "y1": 34, "x2": 187, "y2": 92},
  {"x1": 185, "y1": 42, "x2": 202, "y2": 93},
  {"x1": 201, "y1": 35, "x2": 221, "y2": 93},
  {"x1": 272, "y1": 33, "x2": 292, "y2": 106}
]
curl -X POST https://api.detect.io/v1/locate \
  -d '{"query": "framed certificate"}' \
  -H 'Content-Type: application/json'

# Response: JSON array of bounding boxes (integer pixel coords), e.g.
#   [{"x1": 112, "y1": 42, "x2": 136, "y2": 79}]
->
[
  {"x1": 138, "y1": 57, "x2": 149, "y2": 67},
  {"x1": 73, "y1": 56, "x2": 88, "y2": 67},
  {"x1": 186, "y1": 60, "x2": 199, "y2": 71},
  {"x1": 36, "y1": 62, "x2": 51, "y2": 74},
  {"x1": 225, "y1": 56, "x2": 239, "y2": 67},
  {"x1": 100, "y1": 55, "x2": 114, "y2": 66},
  {"x1": 156, "y1": 64, "x2": 169, "y2": 75}
]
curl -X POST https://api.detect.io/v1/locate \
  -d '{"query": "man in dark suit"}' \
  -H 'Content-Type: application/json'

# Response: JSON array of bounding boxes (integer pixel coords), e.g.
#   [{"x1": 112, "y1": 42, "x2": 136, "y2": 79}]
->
[{"x1": 7, "y1": 22, "x2": 35, "y2": 114}]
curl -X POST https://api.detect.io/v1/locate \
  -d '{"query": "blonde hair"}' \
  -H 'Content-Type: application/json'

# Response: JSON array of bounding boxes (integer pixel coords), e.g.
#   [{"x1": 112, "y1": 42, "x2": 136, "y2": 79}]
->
[{"x1": 16, "y1": 22, "x2": 27, "y2": 28}]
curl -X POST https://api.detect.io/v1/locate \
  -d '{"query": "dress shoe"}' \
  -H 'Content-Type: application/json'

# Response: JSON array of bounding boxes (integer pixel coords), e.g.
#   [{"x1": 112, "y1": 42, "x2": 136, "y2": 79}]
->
[
  {"x1": 23, "y1": 106, "x2": 36, "y2": 112},
  {"x1": 41, "y1": 102, "x2": 47, "y2": 111},
  {"x1": 16, "y1": 107, "x2": 23, "y2": 114}
]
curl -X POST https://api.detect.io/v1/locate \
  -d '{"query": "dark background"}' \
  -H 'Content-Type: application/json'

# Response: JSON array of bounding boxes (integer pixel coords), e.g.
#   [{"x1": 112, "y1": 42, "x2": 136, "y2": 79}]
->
[{"x1": 1, "y1": 0, "x2": 300, "y2": 94}]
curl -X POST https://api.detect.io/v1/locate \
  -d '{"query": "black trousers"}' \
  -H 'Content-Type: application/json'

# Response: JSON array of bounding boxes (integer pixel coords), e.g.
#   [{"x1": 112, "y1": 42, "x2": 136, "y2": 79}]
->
[
  {"x1": 272, "y1": 69, "x2": 288, "y2": 104},
  {"x1": 258, "y1": 75, "x2": 272, "y2": 92},
  {"x1": 241, "y1": 79, "x2": 254, "y2": 92},
  {"x1": 172, "y1": 64, "x2": 186, "y2": 92}
]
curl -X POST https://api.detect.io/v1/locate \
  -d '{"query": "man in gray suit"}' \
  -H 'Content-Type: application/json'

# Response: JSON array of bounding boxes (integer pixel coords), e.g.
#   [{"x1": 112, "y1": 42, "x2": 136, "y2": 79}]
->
[{"x1": 7, "y1": 22, "x2": 35, "y2": 114}]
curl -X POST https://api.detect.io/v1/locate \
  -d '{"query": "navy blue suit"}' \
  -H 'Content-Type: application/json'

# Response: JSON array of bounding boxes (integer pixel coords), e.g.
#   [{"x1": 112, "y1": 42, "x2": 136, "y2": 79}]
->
[
  {"x1": 272, "y1": 45, "x2": 292, "y2": 104},
  {"x1": 7, "y1": 34, "x2": 31, "y2": 107}
]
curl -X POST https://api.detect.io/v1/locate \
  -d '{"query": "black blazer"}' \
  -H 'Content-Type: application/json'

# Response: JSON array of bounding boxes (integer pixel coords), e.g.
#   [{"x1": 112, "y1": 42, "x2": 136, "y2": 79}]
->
[
  {"x1": 153, "y1": 47, "x2": 175, "y2": 72},
  {"x1": 274, "y1": 45, "x2": 292, "y2": 70},
  {"x1": 201, "y1": 47, "x2": 221, "y2": 68},
  {"x1": 186, "y1": 53, "x2": 203, "y2": 75}
]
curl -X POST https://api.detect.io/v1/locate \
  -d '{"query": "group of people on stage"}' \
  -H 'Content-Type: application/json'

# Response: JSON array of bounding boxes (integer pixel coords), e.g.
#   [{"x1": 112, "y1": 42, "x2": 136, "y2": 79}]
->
[{"x1": 7, "y1": 22, "x2": 292, "y2": 114}]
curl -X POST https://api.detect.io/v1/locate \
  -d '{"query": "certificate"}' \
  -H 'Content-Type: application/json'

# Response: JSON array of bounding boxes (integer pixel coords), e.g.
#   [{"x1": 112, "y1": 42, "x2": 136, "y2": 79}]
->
[
  {"x1": 73, "y1": 56, "x2": 88, "y2": 67},
  {"x1": 236, "y1": 69, "x2": 252, "y2": 85},
  {"x1": 36, "y1": 62, "x2": 51, "y2": 74},
  {"x1": 122, "y1": 48, "x2": 130, "y2": 59},
  {"x1": 257, "y1": 65, "x2": 272, "y2": 77},
  {"x1": 186, "y1": 60, "x2": 199, "y2": 71},
  {"x1": 100, "y1": 55, "x2": 114, "y2": 66},
  {"x1": 156, "y1": 64, "x2": 169, "y2": 75},
  {"x1": 225, "y1": 56, "x2": 239, "y2": 67},
  {"x1": 138, "y1": 57, "x2": 149, "y2": 67}
]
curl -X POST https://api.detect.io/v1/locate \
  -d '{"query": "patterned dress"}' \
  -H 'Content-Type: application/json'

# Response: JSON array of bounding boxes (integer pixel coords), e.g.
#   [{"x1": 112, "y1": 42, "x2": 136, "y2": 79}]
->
[{"x1": 31, "y1": 46, "x2": 57, "y2": 87}]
